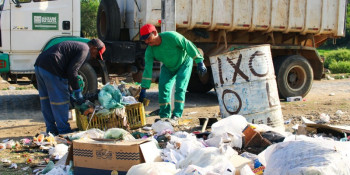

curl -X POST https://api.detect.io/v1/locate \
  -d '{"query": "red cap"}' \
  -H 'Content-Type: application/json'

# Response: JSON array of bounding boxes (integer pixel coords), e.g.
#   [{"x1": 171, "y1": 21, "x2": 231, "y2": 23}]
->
[
  {"x1": 98, "y1": 45, "x2": 106, "y2": 60},
  {"x1": 88, "y1": 38, "x2": 106, "y2": 60},
  {"x1": 140, "y1": 24, "x2": 156, "y2": 40}
]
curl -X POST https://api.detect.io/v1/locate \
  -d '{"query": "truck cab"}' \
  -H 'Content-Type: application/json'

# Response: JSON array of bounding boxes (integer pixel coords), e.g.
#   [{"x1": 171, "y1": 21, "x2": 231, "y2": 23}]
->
[{"x1": 0, "y1": 0, "x2": 102, "y2": 93}]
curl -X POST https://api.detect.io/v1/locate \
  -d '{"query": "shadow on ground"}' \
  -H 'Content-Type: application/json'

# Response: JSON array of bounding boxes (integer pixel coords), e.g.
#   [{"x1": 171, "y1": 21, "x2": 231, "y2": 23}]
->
[
  {"x1": 0, "y1": 93, "x2": 43, "y2": 122},
  {"x1": 144, "y1": 90, "x2": 219, "y2": 112}
]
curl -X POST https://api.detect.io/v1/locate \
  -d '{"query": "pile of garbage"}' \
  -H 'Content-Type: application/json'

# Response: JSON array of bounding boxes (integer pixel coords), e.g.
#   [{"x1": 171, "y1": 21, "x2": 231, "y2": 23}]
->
[
  {"x1": 2, "y1": 114, "x2": 350, "y2": 174},
  {"x1": 0, "y1": 132, "x2": 72, "y2": 174},
  {"x1": 127, "y1": 115, "x2": 350, "y2": 175}
]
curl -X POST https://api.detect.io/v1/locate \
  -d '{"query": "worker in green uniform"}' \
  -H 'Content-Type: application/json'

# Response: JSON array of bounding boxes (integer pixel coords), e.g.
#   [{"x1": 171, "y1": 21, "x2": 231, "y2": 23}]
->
[{"x1": 138, "y1": 24, "x2": 207, "y2": 121}]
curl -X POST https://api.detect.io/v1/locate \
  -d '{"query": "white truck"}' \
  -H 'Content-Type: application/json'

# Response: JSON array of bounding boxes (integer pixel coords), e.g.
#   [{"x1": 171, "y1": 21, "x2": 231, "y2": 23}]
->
[{"x1": 0, "y1": 0, "x2": 347, "y2": 98}]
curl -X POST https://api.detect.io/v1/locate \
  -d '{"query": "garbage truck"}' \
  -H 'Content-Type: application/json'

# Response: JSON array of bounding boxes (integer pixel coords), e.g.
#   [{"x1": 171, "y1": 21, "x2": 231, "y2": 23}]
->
[{"x1": 0, "y1": 0, "x2": 347, "y2": 99}]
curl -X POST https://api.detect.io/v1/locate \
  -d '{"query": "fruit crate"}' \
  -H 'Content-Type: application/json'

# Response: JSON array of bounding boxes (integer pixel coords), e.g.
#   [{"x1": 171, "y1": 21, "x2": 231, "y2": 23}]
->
[{"x1": 76, "y1": 102, "x2": 146, "y2": 131}]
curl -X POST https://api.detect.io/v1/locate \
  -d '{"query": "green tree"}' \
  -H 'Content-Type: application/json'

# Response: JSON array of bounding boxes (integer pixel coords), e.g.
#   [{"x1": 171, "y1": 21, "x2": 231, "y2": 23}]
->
[
  {"x1": 81, "y1": 0, "x2": 100, "y2": 38},
  {"x1": 323, "y1": 48, "x2": 350, "y2": 68}
]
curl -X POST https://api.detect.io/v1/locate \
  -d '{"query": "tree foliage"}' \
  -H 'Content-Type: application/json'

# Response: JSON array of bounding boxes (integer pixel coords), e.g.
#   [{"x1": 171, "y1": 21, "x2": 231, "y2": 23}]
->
[
  {"x1": 81, "y1": 0, "x2": 100, "y2": 38},
  {"x1": 323, "y1": 49, "x2": 350, "y2": 68},
  {"x1": 329, "y1": 61, "x2": 350, "y2": 73}
]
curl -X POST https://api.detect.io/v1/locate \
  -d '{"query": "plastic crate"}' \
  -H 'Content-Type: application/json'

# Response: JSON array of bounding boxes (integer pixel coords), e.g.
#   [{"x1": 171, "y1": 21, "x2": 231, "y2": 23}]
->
[{"x1": 76, "y1": 102, "x2": 146, "y2": 131}]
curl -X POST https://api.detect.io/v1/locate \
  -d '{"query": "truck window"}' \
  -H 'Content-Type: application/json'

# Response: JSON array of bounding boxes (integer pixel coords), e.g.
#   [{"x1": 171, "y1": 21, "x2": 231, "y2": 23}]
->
[{"x1": 0, "y1": 0, "x2": 4, "y2": 10}]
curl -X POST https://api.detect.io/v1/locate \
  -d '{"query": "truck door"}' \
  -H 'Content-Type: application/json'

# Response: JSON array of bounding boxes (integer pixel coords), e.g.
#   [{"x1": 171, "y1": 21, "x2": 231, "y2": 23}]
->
[{"x1": 10, "y1": 0, "x2": 73, "y2": 52}]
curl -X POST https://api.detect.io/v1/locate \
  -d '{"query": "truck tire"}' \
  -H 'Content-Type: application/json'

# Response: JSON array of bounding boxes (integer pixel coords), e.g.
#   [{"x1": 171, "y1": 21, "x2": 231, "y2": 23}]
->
[
  {"x1": 97, "y1": 0, "x2": 121, "y2": 41},
  {"x1": 274, "y1": 55, "x2": 313, "y2": 99},
  {"x1": 187, "y1": 68, "x2": 213, "y2": 93},
  {"x1": 78, "y1": 63, "x2": 98, "y2": 94}
]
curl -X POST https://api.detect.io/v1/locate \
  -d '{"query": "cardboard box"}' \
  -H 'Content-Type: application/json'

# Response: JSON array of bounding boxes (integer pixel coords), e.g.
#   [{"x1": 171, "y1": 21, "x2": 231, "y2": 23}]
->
[{"x1": 73, "y1": 139, "x2": 161, "y2": 175}]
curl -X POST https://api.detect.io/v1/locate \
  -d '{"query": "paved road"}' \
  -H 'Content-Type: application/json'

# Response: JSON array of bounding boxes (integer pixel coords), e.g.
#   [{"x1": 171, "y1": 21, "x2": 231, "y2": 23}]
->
[
  {"x1": 0, "y1": 88, "x2": 219, "y2": 121},
  {"x1": 0, "y1": 90, "x2": 43, "y2": 122},
  {"x1": 0, "y1": 79, "x2": 349, "y2": 122}
]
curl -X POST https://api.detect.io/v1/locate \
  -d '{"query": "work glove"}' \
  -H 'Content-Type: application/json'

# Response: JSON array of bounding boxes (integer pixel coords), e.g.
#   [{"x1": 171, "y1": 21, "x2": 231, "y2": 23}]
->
[
  {"x1": 197, "y1": 61, "x2": 207, "y2": 77},
  {"x1": 72, "y1": 89, "x2": 84, "y2": 105},
  {"x1": 138, "y1": 88, "x2": 146, "y2": 102}
]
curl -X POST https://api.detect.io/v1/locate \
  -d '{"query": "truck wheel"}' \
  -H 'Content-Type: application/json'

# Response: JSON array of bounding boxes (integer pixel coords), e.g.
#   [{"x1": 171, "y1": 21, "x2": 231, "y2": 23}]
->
[
  {"x1": 97, "y1": 0, "x2": 121, "y2": 41},
  {"x1": 187, "y1": 68, "x2": 213, "y2": 93},
  {"x1": 274, "y1": 55, "x2": 313, "y2": 99},
  {"x1": 79, "y1": 63, "x2": 98, "y2": 94}
]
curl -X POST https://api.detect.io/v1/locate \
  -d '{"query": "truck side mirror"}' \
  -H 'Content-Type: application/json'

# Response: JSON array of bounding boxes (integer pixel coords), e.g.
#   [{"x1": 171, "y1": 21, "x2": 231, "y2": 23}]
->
[{"x1": 11, "y1": 0, "x2": 21, "y2": 8}]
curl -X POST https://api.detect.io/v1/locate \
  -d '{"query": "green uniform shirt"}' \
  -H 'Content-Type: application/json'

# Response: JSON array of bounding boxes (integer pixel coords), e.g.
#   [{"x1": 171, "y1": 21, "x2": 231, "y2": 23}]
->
[{"x1": 141, "y1": 31, "x2": 204, "y2": 89}]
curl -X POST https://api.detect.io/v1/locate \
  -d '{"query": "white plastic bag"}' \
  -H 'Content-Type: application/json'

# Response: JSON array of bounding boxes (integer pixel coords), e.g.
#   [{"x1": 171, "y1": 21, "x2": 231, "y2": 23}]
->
[
  {"x1": 162, "y1": 133, "x2": 205, "y2": 164},
  {"x1": 209, "y1": 115, "x2": 248, "y2": 148},
  {"x1": 211, "y1": 115, "x2": 247, "y2": 135},
  {"x1": 152, "y1": 120, "x2": 174, "y2": 134},
  {"x1": 176, "y1": 165, "x2": 212, "y2": 175},
  {"x1": 259, "y1": 136, "x2": 350, "y2": 175},
  {"x1": 48, "y1": 144, "x2": 69, "y2": 160},
  {"x1": 319, "y1": 113, "x2": 330, "y2": 123},
  {"x1": 122, "y1": 96, "x2": 138, "y2": 104},
  {"x1": 240, "y1": 165, "x2": 255, "y2": 175},
  {"x1": 177, "y1": 147, "x2": 236, "y2": 175},
  {"x1": 127, "y1": 162, "x2": 178, "y2": 175},
  {"x1": 69, "y1": 128, "x2": 105, "y2": 140},
  {"x1": 163, "y1": 148, "x2": 186, "y2": 164}
]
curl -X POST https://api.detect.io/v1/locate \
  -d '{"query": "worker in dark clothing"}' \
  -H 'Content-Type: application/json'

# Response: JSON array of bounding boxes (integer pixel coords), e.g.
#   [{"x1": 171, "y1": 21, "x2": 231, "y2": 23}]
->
[{"x1": 34, "y1": 39, "x2": 105, "y2": 135}]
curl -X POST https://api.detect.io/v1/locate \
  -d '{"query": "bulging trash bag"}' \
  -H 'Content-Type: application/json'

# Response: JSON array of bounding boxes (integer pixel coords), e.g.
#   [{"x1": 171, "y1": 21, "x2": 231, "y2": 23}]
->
[
  {"x1": 259, "y1": 136, "x2": 350, "y2": 175},
  {"x1": 103, "y1": 128, "x2": 135, "y2": 141},
  {"x1": 98, "y1": 90, "x2": 113, "y2": 108},
  {"x1": 103, "y1": 84, "x2": 116, "y2": 94},
  {"x1": 127, "y1": 162, "x2": 178, "y2": 175},
  {"x1": 112, "y1": 89, "x2": 122, "y2": 103},
  {"x1": 106, "y1": 99, "x2": 118, "y2": 109},
  {"x1": 98, "y1": 84, "x2": 123, "y2": 109}
]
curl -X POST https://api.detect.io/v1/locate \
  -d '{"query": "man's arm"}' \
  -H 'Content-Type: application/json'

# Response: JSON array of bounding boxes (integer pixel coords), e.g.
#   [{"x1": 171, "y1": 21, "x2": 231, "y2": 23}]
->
[
  {"x1": 175, "y1": 34, "x2": 204, "y2": 64},
  {"x1": 141, "y1": 47, "x2": 155, "y2": 89},
  {"x1": 175, "y1": 33, "x2": 207, "y2": 76},
  {"x1": 67, "y1": 50, "x2": 89, "y2": 90}
]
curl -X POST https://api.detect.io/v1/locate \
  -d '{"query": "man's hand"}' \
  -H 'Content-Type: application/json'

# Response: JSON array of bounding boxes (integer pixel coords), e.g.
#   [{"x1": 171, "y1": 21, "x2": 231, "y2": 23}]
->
[
  {"x1": 197, "y1": 61, "x2": 207, "y2": 77},
  {"x1": 73, "y1": 89, "x2": 84, "y2": 105},
  {"x1": 138, "y1": 88, "x2": 146, "y2": 102}
]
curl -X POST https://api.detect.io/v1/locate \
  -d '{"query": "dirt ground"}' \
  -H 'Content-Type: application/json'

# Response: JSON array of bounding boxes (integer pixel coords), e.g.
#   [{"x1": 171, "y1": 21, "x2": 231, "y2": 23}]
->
[
  {"x1": 0, "y1": 76, "x2": 349, "y2": 140},
  {"x1": 0, "y1": 75, "x2": 349, "y2": 174}
]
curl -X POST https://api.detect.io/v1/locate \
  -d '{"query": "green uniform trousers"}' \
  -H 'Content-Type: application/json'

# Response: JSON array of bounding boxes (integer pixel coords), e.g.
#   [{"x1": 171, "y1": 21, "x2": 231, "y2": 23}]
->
[{"x1": 158, "y1": 57, "x2": 193, "y2": 118}]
